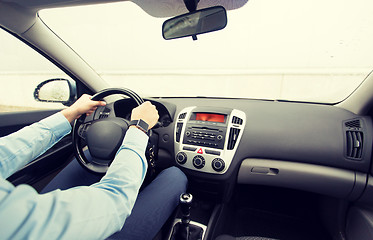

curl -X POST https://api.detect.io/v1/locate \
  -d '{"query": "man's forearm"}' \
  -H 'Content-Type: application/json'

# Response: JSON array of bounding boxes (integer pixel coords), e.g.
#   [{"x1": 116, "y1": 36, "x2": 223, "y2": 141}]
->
[{"x1": 0, "y1": 112, "x2": 71, "y2": 178}]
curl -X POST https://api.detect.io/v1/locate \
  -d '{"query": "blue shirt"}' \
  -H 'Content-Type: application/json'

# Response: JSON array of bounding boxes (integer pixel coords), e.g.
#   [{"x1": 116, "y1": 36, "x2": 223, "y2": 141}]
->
[{"x1": 0, "y1": 112, "x2": 148, "y2": 240}]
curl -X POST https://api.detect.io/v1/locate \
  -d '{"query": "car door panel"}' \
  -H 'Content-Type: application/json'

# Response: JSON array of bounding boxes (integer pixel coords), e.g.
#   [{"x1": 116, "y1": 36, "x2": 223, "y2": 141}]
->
[
  {"x1": 0, "y1": 110, "x2": 60, "y2": 136},
  {"x1": 1, "y1": 110, "x2": 74, "y2": 192}
]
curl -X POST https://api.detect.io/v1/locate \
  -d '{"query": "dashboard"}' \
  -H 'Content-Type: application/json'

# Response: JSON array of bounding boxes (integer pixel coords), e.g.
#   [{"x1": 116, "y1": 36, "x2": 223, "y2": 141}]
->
[{"x1": 106, "y1": 97, "x2": 373, "y2": 202}]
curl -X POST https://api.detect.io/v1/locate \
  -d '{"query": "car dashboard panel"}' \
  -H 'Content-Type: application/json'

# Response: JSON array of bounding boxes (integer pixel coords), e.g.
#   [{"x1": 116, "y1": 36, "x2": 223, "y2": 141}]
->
[
  {"x1": 105, "y1": 97, "x2": 372, "y2": 200},
  {"x1": 146, "y1": 98, "x2": 373, "y2": 201}
]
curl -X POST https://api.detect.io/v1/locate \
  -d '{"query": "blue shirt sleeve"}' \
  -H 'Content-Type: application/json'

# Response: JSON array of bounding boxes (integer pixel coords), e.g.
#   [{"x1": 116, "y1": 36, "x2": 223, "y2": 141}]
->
[
  {"x1": 0, "y1": 115, "x2": 149, "y2": 240},
  {"x1": 0, "y1": 112, "x2": 72, "y2": 179}
]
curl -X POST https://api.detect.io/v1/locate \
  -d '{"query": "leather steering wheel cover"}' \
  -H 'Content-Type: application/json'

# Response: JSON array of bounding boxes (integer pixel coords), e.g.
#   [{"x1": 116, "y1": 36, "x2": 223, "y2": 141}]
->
[
  {"x1": 91, "y1": 88, "x2": 144, "y2": 105},
  {"x1": 72, "y1": 88, "x2": 144, "y2": 174}
]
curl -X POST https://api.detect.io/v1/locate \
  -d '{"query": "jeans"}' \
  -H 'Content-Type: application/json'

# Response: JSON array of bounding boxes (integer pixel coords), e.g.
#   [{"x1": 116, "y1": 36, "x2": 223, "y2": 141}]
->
[{"x1": 41, "y1": 159, "x2": 188, "y2": 240}]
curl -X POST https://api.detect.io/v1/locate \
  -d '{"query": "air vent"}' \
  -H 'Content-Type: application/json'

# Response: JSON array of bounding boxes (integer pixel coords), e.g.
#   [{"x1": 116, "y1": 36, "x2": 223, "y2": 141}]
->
[
  {"x1": 179, "y1": 112, "x2": 187, "y2": 119},
  {"x1": 227, "y1": 128, "x2": 240, "y2": 150},
  {"x1": 345, "y1": 120, "x2": 361, "y2": 128},
  {"x1": 99, "y1": 114, "x2": 109, "y2": 119},
  {"x1": 232, "y1": 116, "x2": 243, "y2": 125},
  {"x1": 175, "y1": 123, "x2": 183, "y2": 142},
  {"x1": 346, "y1": 131, "x2": 363, "y2": 159}
]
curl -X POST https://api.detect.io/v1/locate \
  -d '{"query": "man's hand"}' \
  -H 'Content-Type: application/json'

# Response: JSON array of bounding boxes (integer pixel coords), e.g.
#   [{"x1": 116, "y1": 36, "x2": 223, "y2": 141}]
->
[
  {"x1": 61, "y1": 94, "x2": 106, "y2": 123},
  {"x1": 130, "y1": 101, "x2": 159, "y2": 129}
]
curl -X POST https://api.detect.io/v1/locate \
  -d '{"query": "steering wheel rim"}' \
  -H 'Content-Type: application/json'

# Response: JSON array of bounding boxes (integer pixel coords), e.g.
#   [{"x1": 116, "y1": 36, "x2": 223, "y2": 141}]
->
[{"x1": 72, "y1": 88, "x2": 144, "y2": 174}]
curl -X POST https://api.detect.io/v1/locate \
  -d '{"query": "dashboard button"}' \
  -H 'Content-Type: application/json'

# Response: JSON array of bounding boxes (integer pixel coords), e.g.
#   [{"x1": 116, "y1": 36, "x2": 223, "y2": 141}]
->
[
  {"x1": 212, "y1": 158, "x2": 225, "y2": 172},
  {"x1": 176, "y1": 152, "x2": 187, "y2": 164},
  {"x1": 183, "y1": 146, "x2": 197, "y2": 152},
  {"x1": 205, "y1": 149, "x2": 221, "y2": 156},
  {"x1": 193, "y1": 155, "x2": 205, "y2": 169}
]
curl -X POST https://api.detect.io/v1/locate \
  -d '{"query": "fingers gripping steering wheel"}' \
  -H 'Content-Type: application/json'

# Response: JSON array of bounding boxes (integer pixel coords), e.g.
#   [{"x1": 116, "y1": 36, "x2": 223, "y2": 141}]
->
[{"x1": 72, "y1": 88, "x2": 149, "y2": 174}]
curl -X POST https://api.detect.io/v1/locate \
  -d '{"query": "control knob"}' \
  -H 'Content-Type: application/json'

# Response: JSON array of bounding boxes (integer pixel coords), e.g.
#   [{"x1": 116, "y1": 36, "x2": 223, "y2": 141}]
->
[
  {"x1": 212, "y1": 158, "x2": 225, "y2": 172},
  {"x1": 176, "y1": 152, "x2": 187, "y2": 164},
  {"x1": 193, "y1": 155, "x2": 205, "y2": 169}
]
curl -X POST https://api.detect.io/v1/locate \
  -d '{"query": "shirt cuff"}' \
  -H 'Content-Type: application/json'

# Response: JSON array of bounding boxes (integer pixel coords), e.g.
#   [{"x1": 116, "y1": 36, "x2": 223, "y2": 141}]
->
[{"x1": 121, "y1": 127, "x2": 149, "y2": 151}]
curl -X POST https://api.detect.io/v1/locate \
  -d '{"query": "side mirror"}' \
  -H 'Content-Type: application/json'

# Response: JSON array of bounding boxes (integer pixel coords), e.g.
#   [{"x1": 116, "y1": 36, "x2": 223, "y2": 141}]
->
[
  {"x1": 162, "y1": 6, "x2": 227, "y2": 40},
  {"x1": 34, "y1": 78, "x2": 77, "y2": 106}
]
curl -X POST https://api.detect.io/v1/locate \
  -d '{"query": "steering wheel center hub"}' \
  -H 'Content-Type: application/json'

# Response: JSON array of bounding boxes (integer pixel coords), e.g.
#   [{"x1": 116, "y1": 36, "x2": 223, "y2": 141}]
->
[{"x1": 86, "y1": 118, "x2": 128, "y2": 161}]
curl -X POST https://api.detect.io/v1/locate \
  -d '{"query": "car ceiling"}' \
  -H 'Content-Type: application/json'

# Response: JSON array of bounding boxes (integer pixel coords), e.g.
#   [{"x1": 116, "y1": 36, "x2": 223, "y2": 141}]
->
[{"x1": 1, "y1": 0, "x2": 248, "y2": 17}]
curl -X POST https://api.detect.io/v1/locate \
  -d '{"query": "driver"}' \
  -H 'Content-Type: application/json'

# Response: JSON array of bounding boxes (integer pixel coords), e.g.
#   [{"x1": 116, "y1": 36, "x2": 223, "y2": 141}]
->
[{"x1": 0, "y1": 94, "x2": 188, "y2": 240}]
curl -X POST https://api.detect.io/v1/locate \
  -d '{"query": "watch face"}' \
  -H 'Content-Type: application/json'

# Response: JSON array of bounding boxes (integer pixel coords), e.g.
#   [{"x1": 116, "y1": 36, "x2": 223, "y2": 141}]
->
[
  {"x1": 130, "y1": 119, "x2": 149, "y2": 133},
  {"x1": 138, "y1": 119, "x2": 149, "y2": 132}
]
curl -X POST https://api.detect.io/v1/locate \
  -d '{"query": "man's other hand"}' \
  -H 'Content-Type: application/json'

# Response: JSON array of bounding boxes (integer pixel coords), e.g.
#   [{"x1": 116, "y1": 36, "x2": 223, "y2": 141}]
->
[{"x1": 131, "y1": 101, "x2": 159, "y2": 129}]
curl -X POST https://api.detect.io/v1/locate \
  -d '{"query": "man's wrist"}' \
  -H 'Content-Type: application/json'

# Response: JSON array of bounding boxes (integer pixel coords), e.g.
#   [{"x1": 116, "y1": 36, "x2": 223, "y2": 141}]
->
[{"x1": 61, "y1": 108, "x2": 76, "y2": 123}]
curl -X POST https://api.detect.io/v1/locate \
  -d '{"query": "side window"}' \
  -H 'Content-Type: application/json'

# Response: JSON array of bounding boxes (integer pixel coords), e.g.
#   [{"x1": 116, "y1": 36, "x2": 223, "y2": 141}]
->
[{"x1": 0, "y1": 28, "x2": 74, "y2": 112}]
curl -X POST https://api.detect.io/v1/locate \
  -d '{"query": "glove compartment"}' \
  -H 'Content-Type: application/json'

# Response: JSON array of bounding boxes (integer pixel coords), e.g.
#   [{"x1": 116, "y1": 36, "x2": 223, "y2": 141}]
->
[{"x1": 237, "y1": 158, "x2": 366, "y2": 200}]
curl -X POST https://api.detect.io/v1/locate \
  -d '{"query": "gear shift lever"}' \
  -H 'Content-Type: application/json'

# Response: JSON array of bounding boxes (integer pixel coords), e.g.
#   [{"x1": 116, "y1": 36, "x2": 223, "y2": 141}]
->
[
  {"x1": 177, "y1": 193, "x2": 193, "y2": 239},
  {"x1": 170, "y1": 193, "x2": 203, "y2": 240},
  {"x1": 180, "y1": 193, "x2": 193, "y2": 226}
]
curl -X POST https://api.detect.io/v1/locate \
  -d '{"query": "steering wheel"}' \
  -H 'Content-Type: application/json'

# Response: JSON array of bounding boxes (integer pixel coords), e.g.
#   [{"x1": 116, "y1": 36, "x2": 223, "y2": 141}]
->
[{"x1": 72, "y1": 88, "x2": 154, "y2": 174}]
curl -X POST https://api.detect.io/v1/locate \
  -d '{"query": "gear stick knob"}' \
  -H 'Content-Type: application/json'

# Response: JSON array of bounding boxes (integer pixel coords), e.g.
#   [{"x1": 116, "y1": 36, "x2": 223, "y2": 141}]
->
[
  {"x1": 171, "y1": 193, "x2": 203, "y2": 240},
  {"x1": 180, "y1": 193, "x2": 193, "y2": 225}
]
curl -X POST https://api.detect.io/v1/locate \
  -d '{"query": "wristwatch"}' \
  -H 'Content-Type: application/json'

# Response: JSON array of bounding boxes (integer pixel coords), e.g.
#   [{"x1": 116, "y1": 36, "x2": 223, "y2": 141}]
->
[{"x1": 129, "y1": 119, "x2": 149, "y2": 134}]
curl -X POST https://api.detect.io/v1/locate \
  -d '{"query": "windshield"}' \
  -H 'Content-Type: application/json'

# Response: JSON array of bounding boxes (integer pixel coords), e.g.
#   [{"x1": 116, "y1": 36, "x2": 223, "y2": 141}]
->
[{"x1": 39, "y1": 0, "x2": 373, "y2": 103}]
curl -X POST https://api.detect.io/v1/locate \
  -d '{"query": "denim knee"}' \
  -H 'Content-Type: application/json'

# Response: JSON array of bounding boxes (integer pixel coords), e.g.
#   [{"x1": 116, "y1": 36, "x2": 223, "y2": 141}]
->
[{"x1": 159, "y1": 166, "x2": 188, "y2": 193}]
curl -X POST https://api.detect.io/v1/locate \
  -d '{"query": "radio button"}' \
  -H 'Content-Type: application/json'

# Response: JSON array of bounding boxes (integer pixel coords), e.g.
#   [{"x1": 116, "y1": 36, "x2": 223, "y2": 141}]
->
[
  {"x1": 183, "y1": 146, "x2": 197, "y2": 152},
  {"x1": 212, "y1": 158, "x2": 225, "y2": 172},
  {"x1": 193, "y1": 156, "x2": 205, "y2": 169},
  {"x1": 205, "y1": 149, "x2": 221, "y2": 156},
  {"x1": 217, "y1": 135, "x2": 223, "y2": 141},
  {"x1": 176, "y1": 152, "x2": 187, "y2": 164}
]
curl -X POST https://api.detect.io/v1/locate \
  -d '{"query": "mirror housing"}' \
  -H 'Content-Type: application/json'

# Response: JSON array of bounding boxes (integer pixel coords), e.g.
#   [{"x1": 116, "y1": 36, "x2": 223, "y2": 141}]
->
[
  {"x1": 162, "y1": 6, "x2": 227, "y2": 40},
  {"x1": 34, "y1": 78, "x2": 77, "y2": 106}
]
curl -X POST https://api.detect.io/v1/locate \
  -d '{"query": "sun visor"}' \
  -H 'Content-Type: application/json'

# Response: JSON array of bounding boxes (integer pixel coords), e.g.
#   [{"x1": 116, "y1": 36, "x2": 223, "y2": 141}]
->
[{"x1": 131, "y1": 0, "x2": 249, "y2": 18}]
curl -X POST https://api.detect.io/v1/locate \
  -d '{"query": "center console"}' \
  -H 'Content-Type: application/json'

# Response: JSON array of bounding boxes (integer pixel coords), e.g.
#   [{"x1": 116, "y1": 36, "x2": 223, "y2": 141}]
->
[{"x1": 174, "y1": 106, "x2": 246, "y2": 174}]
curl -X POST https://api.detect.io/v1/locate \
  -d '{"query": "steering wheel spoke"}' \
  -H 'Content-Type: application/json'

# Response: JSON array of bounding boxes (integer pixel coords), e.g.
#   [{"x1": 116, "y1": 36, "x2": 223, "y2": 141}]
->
[{"x1": 77, "y1": 122, "x2": 92, "y2": 140}]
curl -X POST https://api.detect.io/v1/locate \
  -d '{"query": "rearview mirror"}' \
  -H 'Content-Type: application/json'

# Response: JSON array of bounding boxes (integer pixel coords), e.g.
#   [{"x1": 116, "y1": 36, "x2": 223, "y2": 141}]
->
[{"x1": 162, "y1": 6, "x2": 227, "y2": 40}]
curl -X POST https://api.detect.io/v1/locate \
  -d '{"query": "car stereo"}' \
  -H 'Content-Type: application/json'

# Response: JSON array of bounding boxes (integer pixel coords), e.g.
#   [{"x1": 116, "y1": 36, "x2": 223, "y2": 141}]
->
[{"x1": 174, "y1": 106, "x2": 246, "y2": 174}]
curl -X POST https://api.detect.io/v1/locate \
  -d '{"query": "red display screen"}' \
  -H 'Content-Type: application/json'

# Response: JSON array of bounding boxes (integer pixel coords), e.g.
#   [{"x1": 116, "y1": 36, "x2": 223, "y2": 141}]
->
[{"x1": 195, "y1": 113, "x2": 225, "y2": 123}]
